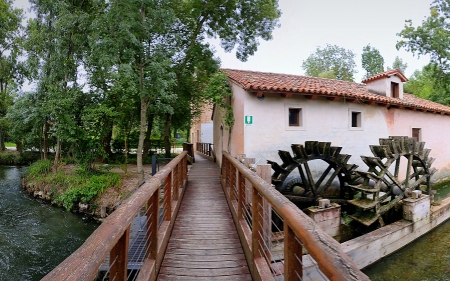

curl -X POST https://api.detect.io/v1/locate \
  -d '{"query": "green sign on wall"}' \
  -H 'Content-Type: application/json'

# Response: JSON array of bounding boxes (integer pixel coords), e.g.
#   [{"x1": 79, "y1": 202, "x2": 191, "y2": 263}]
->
[{"x1": 244, "y1": 115, "x2": 253, "y2": 126}]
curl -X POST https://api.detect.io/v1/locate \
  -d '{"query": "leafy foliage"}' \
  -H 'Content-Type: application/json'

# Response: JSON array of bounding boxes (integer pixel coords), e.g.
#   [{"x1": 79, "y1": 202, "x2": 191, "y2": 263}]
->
[
  {"x1": 205, "y1": 72, "x2": 234, "y2": 129},
  {"x1": 404, "y1": 63, "x2": 450, "y2": 104},
  {"x1": 26, "y1": 161, "x2": 121, "y2": 211},
  {"x1": 361, "y1": 45, "x2": 385, "y2": 79},
  {"x1": 390, "y1": 56, "x2": 408, "y2": 73},
  {"x1": 302, "y1": 44, "x2": 357, "y2": 81},
  {"x1": 397, "y1": 0, "x2": 450, "y2": 101},
  {"x1": 26, "y1": 159, "x2": 52, "y2": 179}
]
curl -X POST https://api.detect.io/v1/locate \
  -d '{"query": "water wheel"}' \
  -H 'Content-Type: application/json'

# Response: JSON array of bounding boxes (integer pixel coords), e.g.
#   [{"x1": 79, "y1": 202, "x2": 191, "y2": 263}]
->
[
  {"x1": 348, "y1": 136, "x2": 436, "y2": 226},
  {"x1": 267, "y1": 141, "x2": 359, "y2": 207}
]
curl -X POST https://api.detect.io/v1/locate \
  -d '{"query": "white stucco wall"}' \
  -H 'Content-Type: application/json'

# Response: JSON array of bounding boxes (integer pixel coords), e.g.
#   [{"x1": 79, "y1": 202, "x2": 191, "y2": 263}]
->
[
  {"x1": 200, "y1": 123, "x2": 213, "y2": 143},
  {"x1": 385, "y1": 108, "x2": 450, "y2": 180},
  {"x1": 366, "y1": 76, "x2": 404, "y2": 99},
  {"x1": 213, "y1": 82, "x2": 450, "y2": 180},
  {"x1": 238, "y1": 92, "x2": 388, "y2": 173}
]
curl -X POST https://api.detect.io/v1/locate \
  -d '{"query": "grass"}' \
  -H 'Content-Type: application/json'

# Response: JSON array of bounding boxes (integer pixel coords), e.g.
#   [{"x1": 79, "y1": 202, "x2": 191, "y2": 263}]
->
[
  {"x1": 4, "y1": 142, "x2": 16, "y2": 147},
  {"x1": 25, "y1": 160, "x2": 122, "y2": 211}
]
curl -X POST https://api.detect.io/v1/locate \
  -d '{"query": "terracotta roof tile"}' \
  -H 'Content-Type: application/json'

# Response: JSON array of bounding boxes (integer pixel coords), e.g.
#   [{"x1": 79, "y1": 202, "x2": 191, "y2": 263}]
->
[
  {"x1": 221, "y1": 68, "x2": 450, "y2": 115},
  {"x1": 362, "y1": 69, "x2": 408, "y2": 83}
]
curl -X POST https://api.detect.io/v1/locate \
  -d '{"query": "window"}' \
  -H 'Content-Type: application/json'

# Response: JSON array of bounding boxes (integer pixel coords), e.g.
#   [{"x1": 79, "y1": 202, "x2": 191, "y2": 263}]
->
[
  {"x1": 285, "y1": 104, "x2": 304, "y2": 131},
  {"x1": 391, "y1": 82, "x2": 399, "y2": 98},
  {"x1": 289, "y1": 108, "x2": 301, "y2": 126},
  {"x1": 412, "y1": 128, "x2": 421, "y2": 142},
  {"x1": 348, "y1": 109, "x2": 363, "y2": 130},
  {"x1": 351, "y1": 111, "x2": 361, "y2": 127}
]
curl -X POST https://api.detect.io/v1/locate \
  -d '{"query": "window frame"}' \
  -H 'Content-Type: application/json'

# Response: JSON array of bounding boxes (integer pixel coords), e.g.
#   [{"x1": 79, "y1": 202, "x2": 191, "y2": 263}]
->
[
  {"x1": 348, "y1": 109, "x2": 363, "y2": 131},
  {"x1": 285, "y1": 104, "x2": 305, "y2": 131},
  {"x1": 411, "y1": 127, "x2": 421, "y2": 142}
]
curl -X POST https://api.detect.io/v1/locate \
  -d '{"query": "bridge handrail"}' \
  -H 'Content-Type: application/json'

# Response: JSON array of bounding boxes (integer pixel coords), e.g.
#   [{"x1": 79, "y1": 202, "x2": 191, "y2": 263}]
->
[
  {"x1": 196, "y1": 142, "x2": 213, "y2": 157},
  {"x1": 221, "y1": 151, "x2": 369, "y2": 281},
  {"x1": 42, "y1": 151, "x2": 188, "y2": 281}
]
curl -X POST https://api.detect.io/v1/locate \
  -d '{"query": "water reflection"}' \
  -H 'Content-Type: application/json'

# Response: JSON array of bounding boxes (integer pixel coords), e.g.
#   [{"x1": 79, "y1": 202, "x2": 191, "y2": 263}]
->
[
  {"x1": 363, "y1": 217, "x2": 450, "y2": 280},
  {"x1": 0, "y1": 166, "x2": 98, "y2": 281}
]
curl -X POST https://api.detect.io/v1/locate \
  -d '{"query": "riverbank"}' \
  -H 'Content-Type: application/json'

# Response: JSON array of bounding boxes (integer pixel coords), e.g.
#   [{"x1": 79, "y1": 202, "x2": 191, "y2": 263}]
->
[{"x1": 22, "y1": 162, "x2": 154, "y2": 220}]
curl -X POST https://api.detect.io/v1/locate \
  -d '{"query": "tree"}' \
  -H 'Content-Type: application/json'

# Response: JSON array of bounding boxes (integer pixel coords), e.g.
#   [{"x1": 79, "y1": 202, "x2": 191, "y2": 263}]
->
[
  {"x1": 302, "y1": 44, "x2": 357, "y2": 81},
  {"x1": 157, "y1": 0, "x2": 281, "y2": 158},
  {"x1": 397, "y1": 0, "x2": 450, "y2": 95},
  {"x1": 0, "y1": 0, "x2": 23, "y2": 150},
  {"x1": 391, "y1": 56, "x2": 408, "y2": 73},
  {"x1": 404, "y1": 63, "x2": 450, "y2": 104},
  {"x1": 361, "y1": 44, "x2": 384, "y2": 79}
]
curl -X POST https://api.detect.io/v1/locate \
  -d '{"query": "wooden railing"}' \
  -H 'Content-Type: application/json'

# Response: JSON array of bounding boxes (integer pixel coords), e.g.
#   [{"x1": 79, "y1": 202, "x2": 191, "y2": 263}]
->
[
  {"x1": 42, "y1": 152, "x2": 188, "y2": 281},
  {"x1": 196, "y1": 142, "x2": 213, "y2": 157},
  {"x1": 182, "y1": 142, "x2": 195, "y2": 164},
  {"x1": 221, "y1": 151, "x2": 370, "y2": 281}
]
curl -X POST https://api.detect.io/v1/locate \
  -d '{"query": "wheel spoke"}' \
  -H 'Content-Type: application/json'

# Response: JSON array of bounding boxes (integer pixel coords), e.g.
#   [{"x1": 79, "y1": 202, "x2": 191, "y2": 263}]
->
[
  {"x1": 404, "y1": 155, "x2": 413, "y2": 189},
  {"x1": 303, "y1": 161, "x2": 317, "y2": 196},
  {"x1": 296, "y1": 164, "x2": 309, "y2": 190},
  {"x1": 315, "y1": 164, "x2": 333, "y2": 189},
  {"x1": 318, "y1": 167, "x2": 341, "y2": 195},
  {"x1": 394, "y1": 158, "x2": 400, "y2": 178}
]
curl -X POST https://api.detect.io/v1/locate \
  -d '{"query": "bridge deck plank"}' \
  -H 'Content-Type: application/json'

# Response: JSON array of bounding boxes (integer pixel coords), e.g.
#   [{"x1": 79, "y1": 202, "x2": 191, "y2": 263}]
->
[{"x1": 157, "y1": 154, "x2": 252, "y2": 280}]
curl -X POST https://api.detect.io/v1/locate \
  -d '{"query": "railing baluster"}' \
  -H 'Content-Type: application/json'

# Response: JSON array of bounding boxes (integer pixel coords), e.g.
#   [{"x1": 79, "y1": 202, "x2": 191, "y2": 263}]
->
[
  {"x1": 230, "y1": 165, "x2": 237, "y2": 201},
  {"x1": 252, "y1": 186, "x2": 264, "y2": 260},
  {"x1": 164, "y1": 172, "x2": 172, "y2": 221},
  {"x1": 147, "y1": 189, "x2": 159, "y2": 260},
  {"x1": 238, "y1": 171, "x2": 245, "y2": 220},
  {"x1": 110, "y1": 226, "x2": 130, "y2": 281},
  {"x1": 173, "y1": 164, "x2": 179, "y2": 201},
  {"x1": 284, "y1": 224, "x2": 302, "y2": 280}
]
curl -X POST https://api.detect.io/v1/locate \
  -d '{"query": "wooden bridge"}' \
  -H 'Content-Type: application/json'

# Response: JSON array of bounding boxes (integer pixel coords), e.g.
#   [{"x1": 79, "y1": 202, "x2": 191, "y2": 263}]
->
[{"x1": 42, "y1": 146, "x2": 369, "y2": 281}]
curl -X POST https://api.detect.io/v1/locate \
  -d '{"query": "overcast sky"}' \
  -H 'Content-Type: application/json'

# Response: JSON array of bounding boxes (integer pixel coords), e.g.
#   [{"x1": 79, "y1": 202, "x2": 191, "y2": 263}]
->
[
  {"x1": 210, "y1": 0, "x2": 434, "y2": 82},
  {"x1": 13, "y1": 0, "x2": 434, "y2": 83}
]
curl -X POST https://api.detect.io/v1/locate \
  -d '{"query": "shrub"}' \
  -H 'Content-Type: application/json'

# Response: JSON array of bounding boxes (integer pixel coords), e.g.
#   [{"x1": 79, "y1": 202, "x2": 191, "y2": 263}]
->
[{"x1": 26, "y1": 159, "x2": 52, "y2": 179}]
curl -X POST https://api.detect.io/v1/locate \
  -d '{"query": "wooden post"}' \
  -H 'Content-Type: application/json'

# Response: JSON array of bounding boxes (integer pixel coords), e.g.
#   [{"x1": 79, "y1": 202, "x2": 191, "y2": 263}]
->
[
  {"x1": 284, "y1": 224, "x2": 303, "y2": 280},
  {"x1": 182, "y1": 155, "x2": 187, "y2": 187},
  {"x1": 230, "y1": 165, "x2": 237, "y2": 201},
  {"x1": 238, "y1": 171, "x2": 246, "y2": 221},
  {"x1": 243, "y1": 158, "x2": 255, "y2": 206},
  {"x1": 221, "y1": 154, "x2": 227, "y2": 188},
  {"x1": 252, "y1": 185, "x2": 265, "y2": 265},
  {"x1": 146, "y1": 189, "x2": 159, "y2": 260},
  {"x1": 173, "y1": 164, "x2": 179, "y2": 201},
  {"x1": 236, "y1": 154, "x2": 246, "y2": 163},
  {"x1": 164, "y1": 172, "x2": 172, "y2": 221},
  {"x1": 256, "y1": 164, "x2": 272, "y2": 265},
  {"x1": 110, "y1": 226, "x2": 130, "y2": 281}
]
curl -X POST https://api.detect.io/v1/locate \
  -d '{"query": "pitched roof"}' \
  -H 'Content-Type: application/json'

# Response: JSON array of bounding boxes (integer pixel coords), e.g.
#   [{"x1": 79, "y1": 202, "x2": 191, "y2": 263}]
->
[
  {"x1": 362, "y1": 69, "x2": 408, "y2": 83},
  {"x1": 221, "y1": 68, "x2": 450, "y2": 116}
]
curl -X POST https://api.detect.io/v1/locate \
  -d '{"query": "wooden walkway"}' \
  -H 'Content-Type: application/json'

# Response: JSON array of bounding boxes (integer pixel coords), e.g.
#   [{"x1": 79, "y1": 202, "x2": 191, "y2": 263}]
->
[{"x1": 157, "y1": 154, "x2": 252, "y2": 280}]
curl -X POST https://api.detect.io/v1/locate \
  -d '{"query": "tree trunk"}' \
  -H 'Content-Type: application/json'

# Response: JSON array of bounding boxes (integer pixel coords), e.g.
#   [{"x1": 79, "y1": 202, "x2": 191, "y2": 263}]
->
[
  {"x1": 101, "y1": 121, "x2": 113, "y2": 163},
  {"x1": 0, "y1": 127, "x2": 5, "y2": 151},
  {"x1": 53, "y1": 138, "x2": 60, "y2": 172},
  {"x1": 123, "y1": 128, "x2": 128, "y2": 175},
  {"x1": 163, "y1": 113, "x2": 172, "y2": 158},
  {"x1": 142, "y1": 113, "x2": 155, "y2": 163},
  {"x1": 43, "y1": 121, "x2": 49, "y2": 160},
  {"x1": 137, "y1": 97, "x2": 149, "y2": 183}
]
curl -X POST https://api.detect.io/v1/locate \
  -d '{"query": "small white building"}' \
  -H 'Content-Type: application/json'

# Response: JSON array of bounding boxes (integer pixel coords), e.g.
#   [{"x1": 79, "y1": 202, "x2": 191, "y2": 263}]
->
[{"x1": 213, "y1": 68, "x2": 450, "y2": 181}]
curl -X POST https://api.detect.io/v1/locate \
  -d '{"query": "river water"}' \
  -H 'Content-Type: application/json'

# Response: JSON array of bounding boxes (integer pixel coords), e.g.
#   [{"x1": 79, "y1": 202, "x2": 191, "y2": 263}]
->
[{"x1": 0, "y1": 166, "x2": 98, "y2": 281}]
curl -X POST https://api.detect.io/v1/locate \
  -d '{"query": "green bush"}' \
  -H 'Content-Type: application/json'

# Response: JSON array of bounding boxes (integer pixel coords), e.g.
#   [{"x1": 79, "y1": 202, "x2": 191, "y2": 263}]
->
[
  {"x1": 55, "y1": 172, "x2": 121, "y2": 211},
  {"x1": 26, "y1": 159, "x2": 52, "y2": 179}
]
